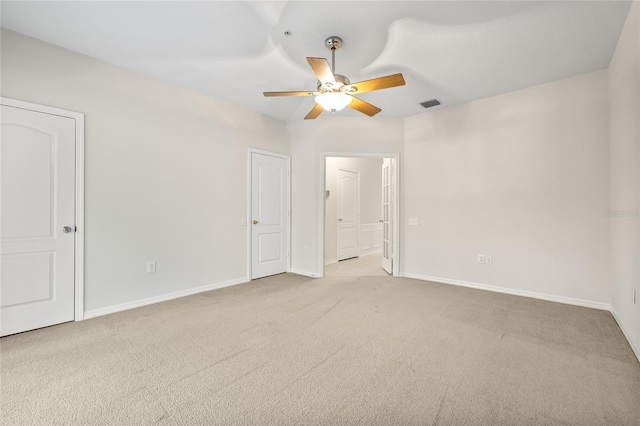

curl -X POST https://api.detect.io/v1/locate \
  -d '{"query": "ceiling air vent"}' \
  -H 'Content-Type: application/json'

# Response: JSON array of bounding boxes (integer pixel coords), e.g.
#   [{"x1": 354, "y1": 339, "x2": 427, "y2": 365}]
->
[{"x1": 420, "y1": 99, "x2": 442, "y2": 109}]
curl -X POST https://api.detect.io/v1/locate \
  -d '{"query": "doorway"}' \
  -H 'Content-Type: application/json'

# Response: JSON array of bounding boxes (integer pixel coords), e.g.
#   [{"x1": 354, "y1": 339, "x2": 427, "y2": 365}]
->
[{"x1": 319, "y1": 153, "x2": 399, "y2": 278}]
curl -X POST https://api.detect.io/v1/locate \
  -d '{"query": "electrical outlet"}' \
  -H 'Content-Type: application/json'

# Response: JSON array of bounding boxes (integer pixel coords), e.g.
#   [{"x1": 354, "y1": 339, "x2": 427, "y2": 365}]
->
[
  {"x1": 147, "y1": 261, "x2": 157, "y2": 273},
  {"x1": 478, "y1": 254, "x2": 485, "y2": 264},
  {"x1": 486, "y1": 255, "x2": 492, "y2": 265},
  {"x1": 408, "y1": 218, "x2": 419, "y2": 226}
]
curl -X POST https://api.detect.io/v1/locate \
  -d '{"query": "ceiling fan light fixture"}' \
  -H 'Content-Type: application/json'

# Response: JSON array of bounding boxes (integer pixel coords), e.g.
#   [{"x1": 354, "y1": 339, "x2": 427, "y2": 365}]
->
[{"x1": 315, "y1": 92, "x2": 352, "y2": 112}]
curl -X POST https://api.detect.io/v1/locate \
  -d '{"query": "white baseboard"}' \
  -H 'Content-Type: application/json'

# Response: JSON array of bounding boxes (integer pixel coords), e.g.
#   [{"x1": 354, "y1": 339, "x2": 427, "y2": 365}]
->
[
  {"x1": 401, "y1": 273, "x2": 611, "y2": 311},
  {"x1": 290, "y1": 268, "x2": 320, "y2": 278},
  {"x1": 610, "y1": 308, "x2": 640, "y2": 363},
  {"x1": 83, "y1": 277, "x2": 249, "y2": 319},
  {"x1": 324, "y1": 258, "x2": 338, "y2": 265}
]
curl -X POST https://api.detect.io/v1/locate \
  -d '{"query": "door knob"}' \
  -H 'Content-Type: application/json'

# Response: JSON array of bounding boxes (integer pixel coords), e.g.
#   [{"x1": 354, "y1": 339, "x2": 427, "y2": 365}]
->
[
  {"x1": 253, "y1": 220, "x2": 259, "y2": 225},
  {"x1": 62, "y1": 226, "x2": 73, "y2": 233},
  {"x1": 338, "y1": 218, "x2": 343, "y2": 221},
  {"x1": 379, "y1": 219, "x2": 384, "y2": 223}
]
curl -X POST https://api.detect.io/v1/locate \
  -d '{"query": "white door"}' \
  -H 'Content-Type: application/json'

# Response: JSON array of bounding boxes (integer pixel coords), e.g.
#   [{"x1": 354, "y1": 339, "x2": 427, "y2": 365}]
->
[
  {"x1": 337, "y1": 169, "x2": 359, "y2": 261},
  {"x1": 251, "y1": 152, "x2": 289, "y2": 279},
  {"x1": 1, "y1": 105, "x2": 76, "y2": 336},
  {"x1": 381, "y1": 158, "x2": 392, "y2": 274}
]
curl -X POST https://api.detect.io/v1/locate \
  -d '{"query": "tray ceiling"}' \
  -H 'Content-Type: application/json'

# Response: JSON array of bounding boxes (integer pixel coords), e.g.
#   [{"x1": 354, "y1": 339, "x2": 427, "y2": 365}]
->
[{"x1": 0, "y1": 1, "x2": 632, "y2": 121}]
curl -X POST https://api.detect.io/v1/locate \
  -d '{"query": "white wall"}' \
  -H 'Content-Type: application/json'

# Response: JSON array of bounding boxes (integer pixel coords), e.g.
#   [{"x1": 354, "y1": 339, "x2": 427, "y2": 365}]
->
[
  {"x1": 403, "y1": 70, "x2": 612, "y2": 307},
  {"x1": 608, "y1": 1, "x2": 640, "y2": 358},
  {"x1": 289, "y1": 116, "x2": 404, "y2": 276},
  {"x1": 0, "y1": 30, "x2": 289, "y2": 314},
  {"x1": 325, "y1": 157, "x2": 383, "y2": 263}
]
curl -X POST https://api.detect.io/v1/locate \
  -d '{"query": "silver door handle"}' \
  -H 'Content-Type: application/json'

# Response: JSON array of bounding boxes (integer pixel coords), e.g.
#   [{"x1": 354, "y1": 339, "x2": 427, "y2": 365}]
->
[
  {"x1": 379, "y1": 219, "x2": 383, "y2": 222},
  {"x1": 338, "y1": 218, "x2": 343, "y2": 221},
  {"x1": 253, "y1": 220, "x2": 259, "y2": 225},
  {"x1": 62, "y1": 226, "x2": 73, "y2": 233}
]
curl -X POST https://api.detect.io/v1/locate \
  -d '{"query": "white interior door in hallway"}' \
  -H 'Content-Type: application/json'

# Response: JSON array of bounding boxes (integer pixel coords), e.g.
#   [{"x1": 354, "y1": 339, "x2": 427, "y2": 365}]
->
[
  {"x1": 250, "y1": 151, "x2": 290, "y2": 279},
  {"x1": 337, "y1": 169, "x2": 360, "y2": 261},
  {"x1": 1, "y1": 103, "x2": 77, "y2": 336}
]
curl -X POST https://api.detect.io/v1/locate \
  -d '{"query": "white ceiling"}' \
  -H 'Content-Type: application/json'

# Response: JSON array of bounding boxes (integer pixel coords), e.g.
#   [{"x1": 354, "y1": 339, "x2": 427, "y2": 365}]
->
[{"x1": 0, "y1": 1, "x2": 632, "y2": 122}]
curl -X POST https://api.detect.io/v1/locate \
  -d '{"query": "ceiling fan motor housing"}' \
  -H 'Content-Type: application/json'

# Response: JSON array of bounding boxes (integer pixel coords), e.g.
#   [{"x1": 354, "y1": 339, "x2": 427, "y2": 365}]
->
[{"x1": 318, "y1": 74, "x2": 351, "y2": 92}]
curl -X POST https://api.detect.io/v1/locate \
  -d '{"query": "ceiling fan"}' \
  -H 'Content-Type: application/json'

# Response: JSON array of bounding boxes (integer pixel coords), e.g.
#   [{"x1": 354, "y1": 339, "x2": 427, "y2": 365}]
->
[{"x1": 263, "y1": 36, "x2": 406, "y2": 120}]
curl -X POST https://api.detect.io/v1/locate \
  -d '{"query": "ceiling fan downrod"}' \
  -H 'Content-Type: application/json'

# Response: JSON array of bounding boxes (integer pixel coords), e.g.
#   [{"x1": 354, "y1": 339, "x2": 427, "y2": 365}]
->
[{"x1": 325, "y1": 36, "x2": 342, "y2": 74}]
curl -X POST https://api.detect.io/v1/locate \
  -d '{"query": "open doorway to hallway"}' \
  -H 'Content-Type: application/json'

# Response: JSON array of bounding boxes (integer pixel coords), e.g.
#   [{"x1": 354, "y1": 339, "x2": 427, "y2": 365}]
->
[{"x1": 321, "y1": 154, "x2": 398, "y2": 277}]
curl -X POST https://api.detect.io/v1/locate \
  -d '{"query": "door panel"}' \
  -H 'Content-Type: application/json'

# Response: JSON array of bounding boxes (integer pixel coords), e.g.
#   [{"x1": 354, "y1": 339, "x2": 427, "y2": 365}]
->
[
  {"x1": 1, "y1": 252, "x2": 54, "y2": 307},
  {"x1": 258, "y1": 164, "x2": 283, "y2": 226},
  {"x1": 258, "y1": 233, "x2": 282, "y2": 263},
  {"x1": 337, "y1": 169, "x2": 359, "y2": 261},
  {"x1": 251, "y1": 153, "x2": 289, "y2": 279},
  {"x1": 1, "y1": 105, "x2": 76, "y2": 336},
  {"x1": 2, "y1": 126, "x2": 54, "y2": 239}
]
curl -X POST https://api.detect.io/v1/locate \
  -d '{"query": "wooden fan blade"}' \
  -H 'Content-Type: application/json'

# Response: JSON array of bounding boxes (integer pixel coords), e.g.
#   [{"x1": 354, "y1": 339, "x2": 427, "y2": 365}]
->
[
  {"x1": 304, "y1": 103, "x2": 324, "y2": 120},
  {"x1": 263, "y1": 91, "x2": 318, "y2": 97},
  {"x1": 348, "y1": 96, "x2": 382, "y2": 117},
  {"x1": 350, "y1": 73, "x2": 405, "y2": 94},
  {"x1": 307, "y1": 57, "x2": 336, "y2": 85}
]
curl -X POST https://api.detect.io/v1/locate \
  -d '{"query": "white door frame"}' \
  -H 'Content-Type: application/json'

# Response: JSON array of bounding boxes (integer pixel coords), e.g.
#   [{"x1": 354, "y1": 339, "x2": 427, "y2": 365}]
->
[
  {"x1": 1, "y1": 97, "x2": 85, "y2": 321},
  {"x1": 246, "y1": 148, "x2": 291, "y2": 279},
  {"x1": 381, "y1": 158, "x2": 393, "y2": 274},
  {"x1": 319, "y1": 152, "x2": 400, "y2": 277}
]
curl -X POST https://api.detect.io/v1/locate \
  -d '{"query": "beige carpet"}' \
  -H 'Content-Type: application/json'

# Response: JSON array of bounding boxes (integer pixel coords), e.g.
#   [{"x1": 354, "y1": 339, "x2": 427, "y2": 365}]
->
[{"x1": 1, "y1": 258, "x2": 639, "y2": 425}]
